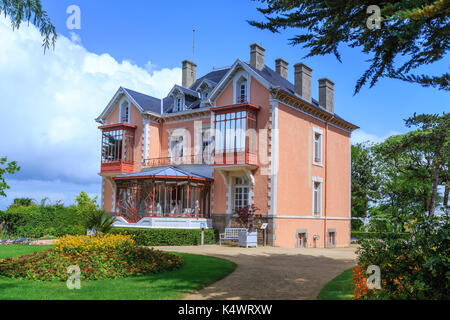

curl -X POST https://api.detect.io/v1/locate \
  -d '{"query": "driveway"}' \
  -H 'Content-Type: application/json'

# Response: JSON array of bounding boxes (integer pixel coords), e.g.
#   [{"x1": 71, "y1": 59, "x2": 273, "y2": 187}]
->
[{"x1": 153, "y1": 244, "x2": 358, "y2": 300}]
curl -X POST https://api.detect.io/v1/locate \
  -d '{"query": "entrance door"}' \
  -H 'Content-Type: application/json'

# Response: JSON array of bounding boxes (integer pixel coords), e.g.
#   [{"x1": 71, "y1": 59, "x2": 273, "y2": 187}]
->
[
  {"x1": 298, "y1": 233, "x2": 307, "y2": 248},
  {"x1": 328, "y1": 232, "x2": 336, "y2": 247}
]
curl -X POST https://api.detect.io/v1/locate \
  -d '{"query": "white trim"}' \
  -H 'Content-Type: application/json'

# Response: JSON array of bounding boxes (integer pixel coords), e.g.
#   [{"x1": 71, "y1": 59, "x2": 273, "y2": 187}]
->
[
  {"x1": 233, "y1": 71, "x2": 250, "y2": 104},
  {"x1": 312, "y1": 127, "x2": 323, "y2": 166},
  {"x1": 119, "y1": 97, "x2": 130, "y2": 123},
  {"x1": 269, "y1": 98, "x2": 279, "y2": 217},
  {"x1": 207, "y1": 59, "x2": 272, "y2": 104},
  {"x1": 96, "y1": 87, "x2": 145, "y2": 123},
  {"x1": 312, "y1": 177, "x2": 323, "y2": 217},
  {"x1": 273, "y1": 98, "x2": 352, "y2": 134}
]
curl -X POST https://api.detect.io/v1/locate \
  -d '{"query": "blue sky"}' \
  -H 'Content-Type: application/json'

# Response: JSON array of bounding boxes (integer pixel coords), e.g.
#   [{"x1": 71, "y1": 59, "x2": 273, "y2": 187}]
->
[{"x1": 0, "y1": 0, "x2": 448, "y2": 209}]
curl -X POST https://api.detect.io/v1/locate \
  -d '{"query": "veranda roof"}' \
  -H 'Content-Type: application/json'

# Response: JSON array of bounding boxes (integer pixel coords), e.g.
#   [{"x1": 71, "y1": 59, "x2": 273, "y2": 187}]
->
[{"x1": 113, "y1": 166, "x2": 213, "y2": 181}]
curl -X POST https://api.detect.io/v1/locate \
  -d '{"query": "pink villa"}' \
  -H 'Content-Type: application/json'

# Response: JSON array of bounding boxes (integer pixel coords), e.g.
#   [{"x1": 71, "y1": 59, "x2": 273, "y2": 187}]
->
[{"x1": 95, "y1": 44, "x2": 358, "y2": 248}]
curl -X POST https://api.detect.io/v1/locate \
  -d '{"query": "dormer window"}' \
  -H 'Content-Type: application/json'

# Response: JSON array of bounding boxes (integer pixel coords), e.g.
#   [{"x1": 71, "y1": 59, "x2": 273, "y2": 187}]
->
[
  {"x1": 174, "y1": 96, "x2": 184, "y2": 112},
  {"x1": 120, "y1": 100, "x2": 129, "y2": 123},
  {"x1": 235, "y1": 75, "x2": 248, "y2": 104}
]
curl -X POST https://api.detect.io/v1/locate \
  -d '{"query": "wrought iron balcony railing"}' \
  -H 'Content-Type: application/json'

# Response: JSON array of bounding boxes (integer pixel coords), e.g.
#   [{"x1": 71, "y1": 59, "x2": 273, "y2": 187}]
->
[{"x1": 143, "y1": 154, "x2": 214, "y2": 167}]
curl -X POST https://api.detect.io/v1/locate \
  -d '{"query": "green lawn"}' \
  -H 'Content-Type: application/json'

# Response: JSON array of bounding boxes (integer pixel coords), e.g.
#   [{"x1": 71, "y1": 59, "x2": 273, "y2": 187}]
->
[
  {"x1": 0, "y1": 245, "x2": 236, "y2": 300},
  {"x1": 317, "y1": 268, "x2": 354, "y2": 300}
]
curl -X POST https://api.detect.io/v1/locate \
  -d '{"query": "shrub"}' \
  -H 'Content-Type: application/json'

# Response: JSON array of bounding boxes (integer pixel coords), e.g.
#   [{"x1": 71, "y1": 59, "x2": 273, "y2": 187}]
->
[
  {"x1": 110, "y1": 228, "x2": 218, "y2": 246},
  {"x1": 0, "y1": 206, "x2": 85, "y2": 238},
  {"x1": 85, "y1": 210, "x2": 116, "y2": 235},
  {"x1": 351, "y1": 231, "x2": 410, "y2": 240},
  {"x1": 0, "y1": 234, "x2": 183, "y2": 280},
  {"x1": 55, "y1": 234, "x2": 135, "y2": 254},
  {"x1": 354, "y1": 214, "x2": 449, "y2": 299}
]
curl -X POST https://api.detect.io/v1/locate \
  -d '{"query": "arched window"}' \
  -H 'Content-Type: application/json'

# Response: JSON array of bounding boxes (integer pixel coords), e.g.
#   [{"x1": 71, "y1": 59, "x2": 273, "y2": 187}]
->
[
  {"x1": 120, "y1": 100, "x2": 129, "y2": 123},
  {"x1": 236, "y1": 76, "x2": 248, "y2": 103}
]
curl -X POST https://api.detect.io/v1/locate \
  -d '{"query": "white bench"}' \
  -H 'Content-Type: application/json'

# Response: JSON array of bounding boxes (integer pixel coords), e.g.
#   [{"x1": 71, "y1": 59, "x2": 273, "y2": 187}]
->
[{"x1": 219, "y1": 228, "x2": 248, "y2": 245}]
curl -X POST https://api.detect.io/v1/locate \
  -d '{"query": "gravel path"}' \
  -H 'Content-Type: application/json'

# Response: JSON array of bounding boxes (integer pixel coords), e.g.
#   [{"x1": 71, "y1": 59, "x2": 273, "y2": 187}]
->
[{"x1": 153, "y1": 244, "x2": 358, "y2": 300}]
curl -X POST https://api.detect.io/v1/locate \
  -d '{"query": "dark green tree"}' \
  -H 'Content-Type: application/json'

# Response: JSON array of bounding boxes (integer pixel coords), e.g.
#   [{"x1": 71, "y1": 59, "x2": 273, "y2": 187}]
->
[
  {"x1": 351, "y1": 142, "x2": 381, "y2": 230},
  {"x1": 374, "y1": 112, "x2": 449, "y2": 216},
  {"x1": 0, "y1": 0, "x2": 57, "y2": 51},
  {"x1": 0, "y1": 157, "x2": 20, "y2": 198},
  {"x1": 249, "y1": 0, "x2": 449, "y2": 93}
]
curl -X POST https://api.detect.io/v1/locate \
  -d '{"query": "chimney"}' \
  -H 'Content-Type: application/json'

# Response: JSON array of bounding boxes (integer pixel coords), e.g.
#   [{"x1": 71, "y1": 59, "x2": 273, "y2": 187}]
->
[
  {"x1": 294, "y1": 63, "x2": 312, "y2": 102},
  {"x1": 250, "y1": 43, "x2": 265, "y2": 70},
  {"x1": 275, "y1": 58, "x2": 288, "y2": 80},
  {"x1": 319, "y1": 78, "x2": 334, "y2": 113},
  {"x1": 182, "y1": 60, "x2": 197, "y2": 88}
]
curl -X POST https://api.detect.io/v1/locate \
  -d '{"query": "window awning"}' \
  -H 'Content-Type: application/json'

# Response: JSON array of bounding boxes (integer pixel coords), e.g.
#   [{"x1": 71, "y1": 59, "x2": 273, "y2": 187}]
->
[{"x1": 113, "y1": 166, "x2": 213, "y2": 181}]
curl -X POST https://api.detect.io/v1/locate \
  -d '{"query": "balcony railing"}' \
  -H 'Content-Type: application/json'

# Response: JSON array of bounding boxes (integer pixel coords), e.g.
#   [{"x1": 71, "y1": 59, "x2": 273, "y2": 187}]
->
[
  {"x1": 144, "y1": 154, "x2": 214, "y2": 167},
  {"x1": 214, "y1": 148, "x2": 258, "y2": 166}
]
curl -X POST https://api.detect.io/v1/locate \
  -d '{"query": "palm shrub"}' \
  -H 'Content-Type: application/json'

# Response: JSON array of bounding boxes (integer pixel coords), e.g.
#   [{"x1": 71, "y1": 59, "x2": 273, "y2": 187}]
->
[{"x1": 85, "y1": 210, "x2": 117, "y2": 236}]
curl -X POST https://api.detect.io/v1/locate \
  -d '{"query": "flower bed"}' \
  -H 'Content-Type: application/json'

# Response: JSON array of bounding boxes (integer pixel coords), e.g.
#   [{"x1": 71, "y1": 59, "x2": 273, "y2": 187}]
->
[{"x1": 0, "y1": 234, "x2": 183, "y2": 281}]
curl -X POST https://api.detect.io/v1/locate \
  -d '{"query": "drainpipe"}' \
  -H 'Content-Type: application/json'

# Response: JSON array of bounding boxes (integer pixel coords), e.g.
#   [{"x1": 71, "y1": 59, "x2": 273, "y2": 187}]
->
[{"x1": 324, "y1": 116, "x2": 335, "y2": 248}]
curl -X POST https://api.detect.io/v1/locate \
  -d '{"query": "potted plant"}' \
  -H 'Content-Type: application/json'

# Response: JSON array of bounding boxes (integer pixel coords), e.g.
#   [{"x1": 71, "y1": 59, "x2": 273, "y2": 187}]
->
[{"x1": 235, "y1": 204, "x2": 259, "y2": 248}]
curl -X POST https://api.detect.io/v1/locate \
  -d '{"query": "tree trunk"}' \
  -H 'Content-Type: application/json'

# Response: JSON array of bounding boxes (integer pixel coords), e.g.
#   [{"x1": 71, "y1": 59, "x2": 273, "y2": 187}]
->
[{"x1": 429, "y1": 166, "x2": 440, "y2": 216}]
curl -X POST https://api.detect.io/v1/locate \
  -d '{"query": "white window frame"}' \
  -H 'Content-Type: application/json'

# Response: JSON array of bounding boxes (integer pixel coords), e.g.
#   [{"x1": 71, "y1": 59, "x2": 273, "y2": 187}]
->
[
  {"x1": 173, "y1": 94, "x2": 185, "y2": 113},
  {"x1": 313, "y1": 127, "x2": 323, "y2": 166},
  {"x1": 119, "y1": 98, "x2": 130, "y2": 123},
  {"x1": 233, "y1": 71, "x2": 250, "y2": 104},
  {"x1": 233, "y1": 176, "x2": 250, "y2": 210},
  {"x1": 312, "y1": 177, "x2": 323, "y2": 216}
]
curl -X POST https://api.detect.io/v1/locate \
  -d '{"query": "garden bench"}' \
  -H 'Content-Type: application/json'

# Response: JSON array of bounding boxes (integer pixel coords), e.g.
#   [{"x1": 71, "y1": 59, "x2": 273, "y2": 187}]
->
[{"x1": 219, "y1": 228, "x2": 248, "y2": 245}]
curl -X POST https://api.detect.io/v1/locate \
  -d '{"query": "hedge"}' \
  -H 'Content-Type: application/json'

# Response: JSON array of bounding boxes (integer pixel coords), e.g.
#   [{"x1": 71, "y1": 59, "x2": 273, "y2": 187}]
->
[
  {"x1": 351, "y1": 231, "x2": 410, "y2": 240},
  {"x1": 0, "y1": 206, "x2": 85, "y2": 238},
  {"x1": 110, "y1": 227, "x2": 219, "y2": 246}
]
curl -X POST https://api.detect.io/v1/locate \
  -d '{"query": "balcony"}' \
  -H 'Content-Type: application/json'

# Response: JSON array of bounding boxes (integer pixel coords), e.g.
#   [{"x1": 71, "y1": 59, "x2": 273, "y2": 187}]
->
[
  {"x1": 212, "y1": 103, "x2": 259, "y2": 167},
  {"x1": 99, "y1": 123, "x2": 136, "y2": 174},
  {"x1": 144, "y1": 153, "x2": 214, "y2": 167}
]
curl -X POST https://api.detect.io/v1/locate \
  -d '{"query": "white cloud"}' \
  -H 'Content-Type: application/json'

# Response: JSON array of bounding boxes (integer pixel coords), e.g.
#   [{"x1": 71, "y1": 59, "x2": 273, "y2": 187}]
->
[
  {"x1": 0, "y1": 16, "x2": 181, "y2": 209},
  {"x1": 351, "y1": 129, "x2": 401, "y2": 145}
]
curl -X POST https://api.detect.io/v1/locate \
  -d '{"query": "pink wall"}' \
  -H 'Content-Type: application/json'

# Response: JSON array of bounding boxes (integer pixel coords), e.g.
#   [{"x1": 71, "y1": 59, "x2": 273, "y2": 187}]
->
[{"x1": 274, "y1": 102, "x2": 351, "y2": 247}]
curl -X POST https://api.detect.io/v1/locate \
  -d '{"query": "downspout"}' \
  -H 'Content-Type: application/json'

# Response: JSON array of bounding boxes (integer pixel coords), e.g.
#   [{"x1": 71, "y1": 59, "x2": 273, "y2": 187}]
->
[{"x1": 324, "y1": 116, "x2": 335, "y2": 248}]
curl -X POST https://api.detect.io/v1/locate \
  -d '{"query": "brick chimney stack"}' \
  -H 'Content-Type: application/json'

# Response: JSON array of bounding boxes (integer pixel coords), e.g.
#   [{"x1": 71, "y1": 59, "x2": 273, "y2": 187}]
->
[{"x1": 182, "y1": 60, "x2": 197, "y2": 88}]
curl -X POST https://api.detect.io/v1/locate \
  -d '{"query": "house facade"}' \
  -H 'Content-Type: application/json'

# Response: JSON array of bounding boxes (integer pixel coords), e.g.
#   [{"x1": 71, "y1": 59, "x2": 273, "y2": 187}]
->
[{"x1": 96, "y1": 44, "x2": 358, "y2": 248}]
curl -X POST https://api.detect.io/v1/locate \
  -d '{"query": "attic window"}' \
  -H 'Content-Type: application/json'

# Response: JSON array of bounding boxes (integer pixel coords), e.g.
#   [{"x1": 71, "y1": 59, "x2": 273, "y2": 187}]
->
[
  {"x1": 236, "y1": 76, "x2": 248, "y2": 103},
  {"x1": 120, "y1": 100, "x2": 129, "y2": 123},
  {"x1": 174, "y1": 96, "x2": 184, "y2": 112}
]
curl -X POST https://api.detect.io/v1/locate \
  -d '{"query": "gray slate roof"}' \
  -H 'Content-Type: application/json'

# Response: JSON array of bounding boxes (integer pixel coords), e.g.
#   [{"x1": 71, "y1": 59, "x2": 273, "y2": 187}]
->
[
  {"x1": 116, "y1": 166, "x2": 213, "y2": 180},
  {"x1": 123, "y1": 62, "x2": 342, "y2": 118}
]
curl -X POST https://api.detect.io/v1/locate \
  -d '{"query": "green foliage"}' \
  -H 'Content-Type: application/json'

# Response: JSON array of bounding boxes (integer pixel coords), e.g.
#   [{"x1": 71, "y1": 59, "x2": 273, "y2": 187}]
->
[
  {"x1": 8, "y1": 198, "x2": 35, "y2": 209},
  {"x1": 356, "y1": 213, "x2": 449, "y2": 299},
  {"x1": 351, "y1": 231, "x2": 409, "y2": 240},
  {"x1": 0, "y1": 247, "x2": 183, "y2": 281},
  {"x1": 374, "y1": 112, "x2": 449, "y2": 216},
  {"x1": 85, "y1": 210, "x2": 117, "y2": 235},
  {"x1": 0, "y1": 156, "x2": 20, "y2": 197},
  {"x1": 110, "y1": 228, "x2": 219, "y2": 246},
  {"x1": 351, "y1": 143, "x2": 381, "y2": 221},
  {"x1": 249, "y1": 0, "x2": 449, "y2": 92},
  {"x1": 0, "y1": 0, "x2": 57, "y2": 52},
  {"x1": 0, "y1": 205, "x2": 85, "y2": 238}
]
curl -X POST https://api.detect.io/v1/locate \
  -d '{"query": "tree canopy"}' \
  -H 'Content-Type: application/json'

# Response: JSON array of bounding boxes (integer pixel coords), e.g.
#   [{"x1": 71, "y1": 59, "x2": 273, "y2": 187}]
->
[
  {"x1": 0, "y1": 0, "x2": 57, "y2": 51},
  {"x1": 249, "y1": 0, "x2": 449, "y2": 93},
  {"x1": 0, "y1": 157, "x2": 20, "y2": 198}
]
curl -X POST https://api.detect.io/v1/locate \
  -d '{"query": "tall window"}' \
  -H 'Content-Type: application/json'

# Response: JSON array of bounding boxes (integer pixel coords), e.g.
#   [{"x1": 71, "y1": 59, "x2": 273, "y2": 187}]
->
[
  {"x1": 234, "y1": 177, "x2": 249, "y2": 210},
  {"x1": 170, "y1": 136, "x2": 183, "y2": 159},
  {"x1": 120, "y1": 101, "x2": 129, "y2": 123},
  {"x1": 202, "y1": 130, "x2": 213, "y2": 164},
  {"x1": 313, "y1": 181, "x2": 322, "y2": 216},
  {"x1": 174, "y1": 97, "x2": 184, "y2": 112},
  {"x1": 313, "y1": 131, "x2": 322, "y2": 164},
  {"x1": 236, "y1": 77, "x2": 248, "y2": 103},
  {"x1": 102, "y1": 128, "x2": 134, "y2": 164},
  {"x1": 215, "y1": 111, "x2": 247, "y2": 153}
]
